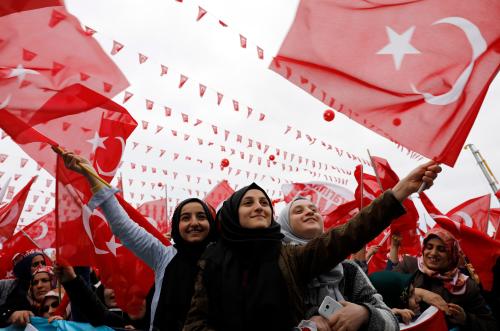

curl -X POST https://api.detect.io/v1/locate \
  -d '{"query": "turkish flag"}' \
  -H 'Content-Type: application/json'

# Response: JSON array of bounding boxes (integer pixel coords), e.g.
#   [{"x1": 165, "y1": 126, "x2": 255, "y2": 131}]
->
[
  {"x1": 400, "y1": 306, "x2": 448, "y2": 331},
  {"x1": 271, "y1": 0, "x2": 500, "y2": 166},
  {"x1": 56, "y1": 161, "x2": 168, "y2": 315},
  {"x1": 0, "y1": 176, "x2": 36, "y2": 244},
  {"x1": 354, "y1": 162, "x2": 420, "y2": 256},
  {"x1": 367, "y1": 229, "x2": 391, "y2": 274},
  {"x1": 137, "y1": 198, "x2": 170, "y2": 235},
  {"x1": 420, "y1": 193, "x2": 500, "y2": 291},
  {"x1": 281, "y1": 181, "x2": 354, "y2": 215},
  {"x1": 446, "y1": 194, "x2": 491, "y2": 233},
  {"x1": 204, "y1": 180, "x2": 235, "y2": 210},
  {"x1": 22, "y1": 211, "x2": 55, "y2": 249},
  {"x1": 0, "y1": 211, "x2": 55, "y2": 279}
]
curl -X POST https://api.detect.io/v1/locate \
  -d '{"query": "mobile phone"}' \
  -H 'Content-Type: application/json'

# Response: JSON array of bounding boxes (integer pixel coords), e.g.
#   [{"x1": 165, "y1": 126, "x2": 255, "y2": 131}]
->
[{"x1": 318, "y1": 295, "x2": 343, "y2": 319}]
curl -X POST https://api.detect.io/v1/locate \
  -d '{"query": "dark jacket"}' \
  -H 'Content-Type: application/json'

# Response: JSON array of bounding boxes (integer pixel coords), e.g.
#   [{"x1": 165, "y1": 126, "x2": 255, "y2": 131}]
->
[
  {"x1": 183, "y1": 190, "x2": 406, "y2": 330},
  {"x1": 394, "y1": 255, "x2": 498, "y2": 331}
]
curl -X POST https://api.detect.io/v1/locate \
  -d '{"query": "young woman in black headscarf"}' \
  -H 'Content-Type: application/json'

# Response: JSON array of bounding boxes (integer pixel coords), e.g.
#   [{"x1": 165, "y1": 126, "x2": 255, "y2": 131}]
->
[{"x1": 183, "y1": 161, "x2": 441, "y2": 331}]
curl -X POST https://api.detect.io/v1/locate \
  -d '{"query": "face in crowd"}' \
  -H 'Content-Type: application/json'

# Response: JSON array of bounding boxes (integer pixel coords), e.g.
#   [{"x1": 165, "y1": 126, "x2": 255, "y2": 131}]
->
[
  {"x1": 30, "y1": 255, "x2": 47, "y2": 273},
  {"x1": 40, "y1": 295, "x2": 60, "y2": 318},
  {"x1": 288, "y1": 199, "x2": 324, "y2": 239},
  {"x1": 31, "y1": 272, "x2": 53, "y2": 303},
  {"x1": 238, "y1": 189, "x2": 272, "y2": 229},
  {"x1": 423, "y1": 237, "x2": 451, "y2": 272},
  {"x1": 178, "y1": 202, "x2": 211, "y2": 243}
]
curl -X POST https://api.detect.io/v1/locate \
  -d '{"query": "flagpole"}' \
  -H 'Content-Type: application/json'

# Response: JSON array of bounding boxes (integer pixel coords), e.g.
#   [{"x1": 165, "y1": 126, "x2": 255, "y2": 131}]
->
[
  {"x1": 360, "y1": 164, "x2": 364, "y2": 210},
  {"x1": 367, "y1": 149, "x2": 383, "y2": 191},
  {"x1": 0, "y1": 177, "x2": 12, "y2": 204},
  {"x1": 465, "y1": 144, "x2": 500, "y2": 202}
]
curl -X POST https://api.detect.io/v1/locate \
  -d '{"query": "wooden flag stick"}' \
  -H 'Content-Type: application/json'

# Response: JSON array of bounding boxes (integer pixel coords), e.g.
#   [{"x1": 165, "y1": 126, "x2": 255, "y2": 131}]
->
[{"x1": 51, "y1": 145, "x2": 111, "y2": 188}]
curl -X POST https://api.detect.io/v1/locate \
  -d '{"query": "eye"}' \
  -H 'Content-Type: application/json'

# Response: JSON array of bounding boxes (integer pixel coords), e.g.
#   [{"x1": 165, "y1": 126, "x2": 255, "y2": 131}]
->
[
  {"x1": 260, "y1": 199, "x2": 269, "y2": 206},
  {"x1": 197, "y1": 213, "x2": 207, "y2": 220},
  {"x1": 180, "y1": 215, "x2": 191, "y2": 222},
  {"x1": 293, "y1": 207, "x2": 303, "y2": 214}
]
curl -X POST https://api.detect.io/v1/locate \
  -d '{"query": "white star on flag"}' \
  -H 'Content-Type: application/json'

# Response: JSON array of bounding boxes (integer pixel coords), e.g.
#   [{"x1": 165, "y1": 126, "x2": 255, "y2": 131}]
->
[
  {"x1": 106, "y1": 235, "x2": 122, "y2": 256},
  {"x1": 6, "y1": 64, "x2": 40, "y2": 86},
  {"x1": 377, "y1": 26, "x2": 421, "y2": 70},
  {"x1": 86, "y1": 132, "x2": 107, "y2": 153}
]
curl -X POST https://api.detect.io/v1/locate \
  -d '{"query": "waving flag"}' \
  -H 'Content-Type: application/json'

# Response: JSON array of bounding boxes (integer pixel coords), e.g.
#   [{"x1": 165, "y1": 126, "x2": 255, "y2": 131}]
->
[
  {"x1": 420, "y1": 193, "x2": 500, "y2": 291},
  {"x1": 0, "y1": 177, "x2": 36, "y2": 244},
  {"x1": 446, "y1": 194, "x2": 491, "y2": 233},
  {"x1": 0, "y1": 211, "x2": 55, "y2": 278},
  {"x1": 271, "y1": 0, "x2": 500, "y2": 166}
]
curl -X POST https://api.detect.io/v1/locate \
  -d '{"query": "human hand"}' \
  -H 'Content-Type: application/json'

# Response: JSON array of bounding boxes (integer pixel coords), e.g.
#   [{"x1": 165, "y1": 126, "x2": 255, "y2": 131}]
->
[
  {"x1": 392, "y1": 161, "x2": 442, "y2": 201},
  {"x1": 391, "y1": 234, "x2": 401, "y2": 247},
  {"x1": 310, "y1": 315, "x2": 331, "y2": 331},
  {"x1": 60, "y1": 151, "x2": 96, "y2": 177},
  {"x1": 415, "y1": 288, "x2": 449, "y2": 314},
  {"x1": 392, "y1": 308, "x2": 415, "y2": 324},
  {"x1": 48, "y1": 315, "x2": 64, "y2": 323},
  {"x1": 7, "y1": 310, "x2": 34, "y2": 326},
  {"x1": 53, "y1": 263, "x2": 77, "y2": 283},
  {"x1": 366, "y1": 245, "x2": 380, "y2": 259},
  {"x1": 328, "y1": 301, "x2": 369, "y2": 331},
  {"x1": 447, "y1": 303, "x2": 466, "y2": 325}
]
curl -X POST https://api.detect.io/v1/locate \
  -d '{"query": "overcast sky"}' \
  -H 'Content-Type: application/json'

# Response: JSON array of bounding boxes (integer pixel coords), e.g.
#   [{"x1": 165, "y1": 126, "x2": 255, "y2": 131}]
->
[{"x1": 1, "y1": 0, "x2": 499, "y2": 227}]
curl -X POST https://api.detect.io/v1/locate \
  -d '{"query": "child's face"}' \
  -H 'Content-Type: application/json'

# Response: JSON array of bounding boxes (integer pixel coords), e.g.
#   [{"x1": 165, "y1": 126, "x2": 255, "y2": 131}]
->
[{"x1": 407, "y1": 285, "x2": 421, "y2": 314}]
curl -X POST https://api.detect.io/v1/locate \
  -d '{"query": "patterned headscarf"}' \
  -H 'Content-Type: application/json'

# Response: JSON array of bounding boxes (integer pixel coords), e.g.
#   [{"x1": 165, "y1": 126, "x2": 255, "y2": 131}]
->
[{"x1": 418, "y1": 228, "x2": 468, "y2": 294}]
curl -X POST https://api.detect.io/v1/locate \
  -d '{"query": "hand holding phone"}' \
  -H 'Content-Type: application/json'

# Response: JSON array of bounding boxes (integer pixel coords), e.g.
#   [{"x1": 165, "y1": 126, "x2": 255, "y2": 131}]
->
[{"x1": 318, "y1": 296, "x2": 343, "y2": 319}]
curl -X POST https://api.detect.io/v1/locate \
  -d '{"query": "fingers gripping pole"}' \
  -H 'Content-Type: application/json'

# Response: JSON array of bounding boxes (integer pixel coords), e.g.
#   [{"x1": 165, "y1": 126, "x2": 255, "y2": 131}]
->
[{"x1": 51, "y1": 145, "x2": 111, "y2": 188}]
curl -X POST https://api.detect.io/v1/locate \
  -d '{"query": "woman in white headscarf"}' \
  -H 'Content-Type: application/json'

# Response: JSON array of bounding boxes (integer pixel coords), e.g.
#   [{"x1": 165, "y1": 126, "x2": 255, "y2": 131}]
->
[{"x1": 277, "y1": 197, "x2": 398, "y2": 331}]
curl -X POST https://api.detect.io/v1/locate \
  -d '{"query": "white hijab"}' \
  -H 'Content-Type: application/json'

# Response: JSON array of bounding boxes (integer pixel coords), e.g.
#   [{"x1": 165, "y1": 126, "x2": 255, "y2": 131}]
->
[{"x1": 277, "y1": 197, "x2": 345, "y2": 304}]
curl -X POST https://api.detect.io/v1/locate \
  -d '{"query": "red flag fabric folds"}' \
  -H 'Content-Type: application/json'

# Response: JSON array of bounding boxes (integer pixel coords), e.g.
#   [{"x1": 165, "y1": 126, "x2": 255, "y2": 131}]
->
[
  {"x1": 0, "y1": 177, "x2": 36, "y2": 243},
  {"x1": 271, "y1": 0, "x2": 500, "y2": 166},
  {"x1": 446, "y1": 194, "x2": 491, "y2": 233},
  {"x1": 0, "y1": 211, "x2": 55, "y2": 278}
]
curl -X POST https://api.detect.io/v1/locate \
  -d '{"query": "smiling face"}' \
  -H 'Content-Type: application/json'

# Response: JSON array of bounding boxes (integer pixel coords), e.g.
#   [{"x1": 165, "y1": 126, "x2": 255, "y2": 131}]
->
[
  {"x1": 31, "y1": 272, "x2": 52, "y2": 302},
  {"x1": 423, "y1": 237, "x2": 450, "y2": 272},
  {"x1": 289, "y1": 199, "x2": 323, "y2": 239},
  {"x1": 178, "y1": 202, "x2": 210, "y2": 243},
  {"x1": 238, "y1": 189, "x2": 272, "y2": 229}
]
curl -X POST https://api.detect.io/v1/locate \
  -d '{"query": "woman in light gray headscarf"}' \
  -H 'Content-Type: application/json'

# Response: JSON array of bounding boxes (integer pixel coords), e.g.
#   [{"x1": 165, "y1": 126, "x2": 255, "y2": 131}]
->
[{"x1": 277, "y1": 197, "x2": 398, "y2": 331}]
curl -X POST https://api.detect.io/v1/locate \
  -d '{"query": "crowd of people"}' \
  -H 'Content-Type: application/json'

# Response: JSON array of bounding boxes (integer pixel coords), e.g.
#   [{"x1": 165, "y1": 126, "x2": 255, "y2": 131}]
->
[{"x1": 0, "y1": 152, "x2": 498, "y2": 331}]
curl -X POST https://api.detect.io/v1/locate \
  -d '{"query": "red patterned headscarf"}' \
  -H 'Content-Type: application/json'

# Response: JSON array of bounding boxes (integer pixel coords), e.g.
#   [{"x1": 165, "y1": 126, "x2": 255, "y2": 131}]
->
[{"x1": 417, "y1": 228, "x2": 468, "y2": 295}]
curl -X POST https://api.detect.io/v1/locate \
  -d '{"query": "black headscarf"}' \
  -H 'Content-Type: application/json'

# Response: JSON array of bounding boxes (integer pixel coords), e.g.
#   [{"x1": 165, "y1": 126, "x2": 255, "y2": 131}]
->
[
  {"x1": 154, "y1": 198, "x2": 218, "y2": 331},
  {"x1": 201, "y1": 183, "x2": 293, "y2": 330},
  {"x1": 217, "y1": 182, "x2": 283, "y2": 244}
]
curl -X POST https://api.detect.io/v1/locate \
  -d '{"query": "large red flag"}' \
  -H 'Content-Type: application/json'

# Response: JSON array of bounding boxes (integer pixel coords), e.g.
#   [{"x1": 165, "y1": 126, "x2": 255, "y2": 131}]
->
[
  {"x1": 446, "y1": 194, "x2": 491, "y2": 233},
  {"x1": 281, "y1": 181, "x2": 353, "y2": 215},
  {"x1": 271, "y1": 0, "x2": 500, "y2": 166},
  {"x1": 400, "y1": 306, "x2": 448, "y2": 331},
  {"x1": 204, "y1": 180, "x2": 235, "y2": 210},
  {"x1": 55, "y1": 161, "x2": 164, "y2": 315},
  {"x1": 0, "y1": 211, "x2": 55, "y2": 278},
  {"x1": 0, "y1": 177, "x2": 36, "y2": 244},
  {"x1": 138, "y1": 198, "x2": 170, "y2": 235},
  {"x1": 420, "y1": 193, "x2": 500, "y2": 291}
]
